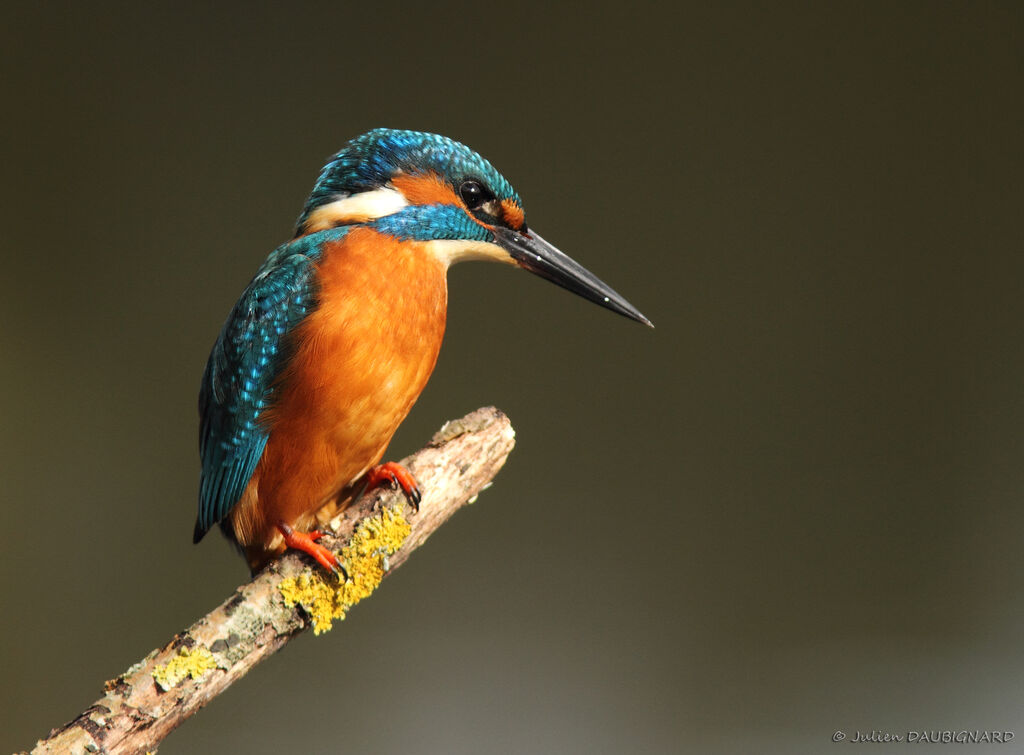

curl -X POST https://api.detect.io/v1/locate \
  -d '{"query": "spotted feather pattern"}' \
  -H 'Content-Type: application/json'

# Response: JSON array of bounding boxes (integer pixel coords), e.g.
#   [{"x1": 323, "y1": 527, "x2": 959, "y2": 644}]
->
[{"x1": 195, "y1": 227, "x2": 351, "y2": 541}]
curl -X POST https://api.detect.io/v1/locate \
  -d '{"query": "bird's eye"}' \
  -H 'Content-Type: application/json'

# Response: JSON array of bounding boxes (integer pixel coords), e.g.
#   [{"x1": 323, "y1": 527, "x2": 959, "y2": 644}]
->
[{"x1": 459, "y1": 180, "x2": 490, "y2": 210}]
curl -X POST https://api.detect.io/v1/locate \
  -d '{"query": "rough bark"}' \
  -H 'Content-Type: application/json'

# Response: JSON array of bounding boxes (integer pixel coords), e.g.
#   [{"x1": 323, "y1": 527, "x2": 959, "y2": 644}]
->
[{"x1": 27, "y1": 407, "x2": 515, "y2": 755}]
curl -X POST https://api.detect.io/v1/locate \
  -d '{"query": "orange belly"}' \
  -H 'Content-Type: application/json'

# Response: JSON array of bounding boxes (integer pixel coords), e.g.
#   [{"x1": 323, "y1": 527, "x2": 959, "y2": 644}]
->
[{"x1": 229, "y1": 227, "x2": 448, "y2": 568}]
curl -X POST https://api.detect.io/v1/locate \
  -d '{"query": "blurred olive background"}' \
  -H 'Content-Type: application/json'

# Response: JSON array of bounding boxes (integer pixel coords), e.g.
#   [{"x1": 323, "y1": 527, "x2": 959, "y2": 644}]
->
[{"x1": 3, "y1": 3, "x2": 1023, "y2": 753}]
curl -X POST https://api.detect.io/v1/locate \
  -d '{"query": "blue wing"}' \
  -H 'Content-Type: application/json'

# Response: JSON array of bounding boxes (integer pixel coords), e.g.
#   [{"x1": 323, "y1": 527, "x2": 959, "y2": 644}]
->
[{"x1": 194, "y1": 227, "x2": 349, "y2": 542}]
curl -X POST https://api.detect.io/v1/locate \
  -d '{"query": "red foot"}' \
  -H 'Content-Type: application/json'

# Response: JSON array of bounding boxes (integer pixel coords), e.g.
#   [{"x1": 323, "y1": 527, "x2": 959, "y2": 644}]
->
[
  {"x1": 277, "y1": 522, "x2": 347, "y2": 578},
  {"x1": 365, "y1": 462, "x2": 421, "y2": 510}
]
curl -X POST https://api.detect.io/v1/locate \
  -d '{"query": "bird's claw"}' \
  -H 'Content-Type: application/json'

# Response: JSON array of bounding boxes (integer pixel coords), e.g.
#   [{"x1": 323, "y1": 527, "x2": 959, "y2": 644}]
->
[
  {"x1": 365, "y1": 461, "x2": 421, "y2": 511},
  {"x1": 277, "y1": 522, "x2": 348, "y2": 580}
]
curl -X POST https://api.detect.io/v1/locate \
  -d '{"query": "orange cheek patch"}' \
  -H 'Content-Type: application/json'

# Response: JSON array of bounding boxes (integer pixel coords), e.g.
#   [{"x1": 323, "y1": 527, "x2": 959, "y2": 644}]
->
[
  {"x1": 392, "y1": 173, "x2": 460, "y2": 206},
  {"x1": 501, "y1": 199, "x2": 525, "y2": 230}
]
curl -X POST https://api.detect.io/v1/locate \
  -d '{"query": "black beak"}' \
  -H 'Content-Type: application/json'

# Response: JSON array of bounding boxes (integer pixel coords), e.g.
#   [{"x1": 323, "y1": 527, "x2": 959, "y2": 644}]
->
[{"x1": 493, "y1": 226, "x2": 653, "y2": 327}]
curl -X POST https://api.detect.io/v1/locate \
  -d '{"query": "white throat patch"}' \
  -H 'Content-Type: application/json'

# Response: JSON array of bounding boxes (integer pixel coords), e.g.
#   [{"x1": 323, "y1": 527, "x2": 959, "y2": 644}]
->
[{"x1": 422, "y1": 239, "x2": 515, "y2": 268}]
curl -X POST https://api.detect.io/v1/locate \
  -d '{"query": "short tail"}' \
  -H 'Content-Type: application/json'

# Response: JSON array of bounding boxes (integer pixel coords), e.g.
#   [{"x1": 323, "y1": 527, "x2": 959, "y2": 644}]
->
[{"x1": 192, "y1": 518, "x2": 208, "y2": 544}]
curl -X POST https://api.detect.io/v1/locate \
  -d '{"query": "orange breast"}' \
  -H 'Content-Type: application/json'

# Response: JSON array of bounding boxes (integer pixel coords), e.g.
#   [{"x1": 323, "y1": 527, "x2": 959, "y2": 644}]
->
[{"x1": 229, "y1": 227, "x2": 448, "y2": 563}]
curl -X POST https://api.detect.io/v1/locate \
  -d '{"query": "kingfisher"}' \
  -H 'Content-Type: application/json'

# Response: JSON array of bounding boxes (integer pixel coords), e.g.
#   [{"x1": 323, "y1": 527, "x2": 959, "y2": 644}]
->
[{"x1": 193, "y1": 128, "x2": 651, "y2": 574}]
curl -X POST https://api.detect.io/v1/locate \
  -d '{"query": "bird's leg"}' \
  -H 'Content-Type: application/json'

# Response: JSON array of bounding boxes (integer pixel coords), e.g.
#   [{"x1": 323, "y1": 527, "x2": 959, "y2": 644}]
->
[
  {"x1": 276, "y1": 521, "x2": 347, "y2": 579},
  {"x1": 364, "y1": 461, "x2": 421, "y2": 511}
]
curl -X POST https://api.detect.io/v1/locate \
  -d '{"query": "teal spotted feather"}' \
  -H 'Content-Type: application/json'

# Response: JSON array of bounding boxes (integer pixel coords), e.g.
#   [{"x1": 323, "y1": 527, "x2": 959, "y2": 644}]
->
[{"x1": 195, "y1": 226, "x2": 350, "y2": 541}]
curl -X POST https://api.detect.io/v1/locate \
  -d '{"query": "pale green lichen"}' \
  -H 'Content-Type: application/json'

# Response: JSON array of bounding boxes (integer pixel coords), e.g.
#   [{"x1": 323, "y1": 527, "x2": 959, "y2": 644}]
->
[
  {"x1": 279, "y1": 506, "x2": 411, "y2": 634},
  {"x1": 152, "y1": 646, "x2": 218, "y2": 691}
]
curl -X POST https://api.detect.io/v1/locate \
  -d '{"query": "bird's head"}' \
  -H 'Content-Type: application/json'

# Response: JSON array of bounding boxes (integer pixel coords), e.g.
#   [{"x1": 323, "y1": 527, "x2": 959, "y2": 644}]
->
[{"x1": 296, "y1": 128, "x2": 651, "y2": 326}]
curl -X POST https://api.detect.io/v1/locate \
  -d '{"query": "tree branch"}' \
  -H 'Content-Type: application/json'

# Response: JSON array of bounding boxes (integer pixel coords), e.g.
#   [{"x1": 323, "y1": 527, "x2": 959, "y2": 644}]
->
[{"x1": 28, "y1": 407, "x2": 515, "y2": 755}]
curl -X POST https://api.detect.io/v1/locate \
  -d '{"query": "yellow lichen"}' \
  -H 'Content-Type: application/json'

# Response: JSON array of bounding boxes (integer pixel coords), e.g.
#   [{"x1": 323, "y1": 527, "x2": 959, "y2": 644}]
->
[
  {"x1": 152, "y1": 646, "x2": 218, "y2": 691},
  {"x1": 279, "y1": 505, "x2": 412, "y2": 634}
]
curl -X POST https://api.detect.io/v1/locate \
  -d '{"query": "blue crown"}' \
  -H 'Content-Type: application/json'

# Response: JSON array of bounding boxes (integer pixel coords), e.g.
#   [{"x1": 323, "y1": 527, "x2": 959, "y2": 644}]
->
[{"x1": 297, "y1": 129, "x2": 520, "y2": 231}]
